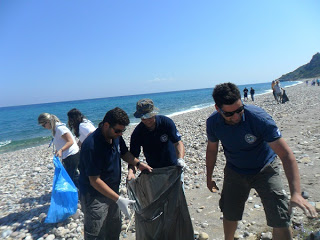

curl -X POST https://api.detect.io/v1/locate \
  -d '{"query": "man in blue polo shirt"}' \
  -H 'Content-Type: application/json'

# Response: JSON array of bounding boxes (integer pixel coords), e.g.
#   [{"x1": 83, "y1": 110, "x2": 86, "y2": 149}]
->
[
  {"x1": 206, "y1": 83, "x2": 317, "y2": 240},
  {"x1": 128, "y1": 99, "x2": 185, "y2": 177},
  {"x1": 79, "y1": 107, "x2": 152, "y2": 240}
]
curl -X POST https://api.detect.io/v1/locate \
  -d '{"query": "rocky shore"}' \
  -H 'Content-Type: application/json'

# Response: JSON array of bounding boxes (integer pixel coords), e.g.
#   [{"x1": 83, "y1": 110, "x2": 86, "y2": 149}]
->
[{"x1": 1, "y1": 81, "x2": 319, "y2": 240}]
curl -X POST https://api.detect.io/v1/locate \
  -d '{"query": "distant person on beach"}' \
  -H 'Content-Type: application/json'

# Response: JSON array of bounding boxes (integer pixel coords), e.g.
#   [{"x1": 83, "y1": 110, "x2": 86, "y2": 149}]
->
[
  {"x1": 38, "y1": 113, "x2": 80, "y2": 186},
  {"x1": 250, "y1": 87, "x2": 255, "y2": 101},
  {"x1": 127, "y1": 98, "x2": 186, "y2": 180},
  {"x1": 306, "y1": 80, "x2": 309, "y2": 86},
  {"x1": 243, "y1": 87, "x2": 248, "y2": 101},
  {"x1": 205, "y1": 83, "x2": 317, "y2": 240},
  {"x1": 79, "y1": 107, "x2": 152, "y2": 240},
  {"x1": 317, "y1": 78, "x2": 320, "y2": 86},
  {"x1": 67, "y1": 108, "x2": 96, "y2": 147},
  {"x1": 273, "y1": 80, "x2": 282, "y2": 103},
  {"x1": 271, "y1": 80, "x2": 277, "y2": 101}
]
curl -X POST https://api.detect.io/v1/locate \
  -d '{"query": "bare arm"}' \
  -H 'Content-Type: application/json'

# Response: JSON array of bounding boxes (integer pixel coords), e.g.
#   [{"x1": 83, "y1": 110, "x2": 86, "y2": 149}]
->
[
  {"x1": 206, "y1": 140, "x2": 219, "y2": 192},
  {"x1": 56, "y1": 132, "x2": 75, "y2": 158},
  {"x1": 268, "y1": 138, "x2": 317, "y2": 217},
  {"x1": 89, "y1": 176, "x2": 119, "y2": 201},
  {"x1": 122, "y1": 151, "x2": 152, "y2": 173},
  {"x1": 174, "y1": 140, "x2": 185, "y2": 159}
]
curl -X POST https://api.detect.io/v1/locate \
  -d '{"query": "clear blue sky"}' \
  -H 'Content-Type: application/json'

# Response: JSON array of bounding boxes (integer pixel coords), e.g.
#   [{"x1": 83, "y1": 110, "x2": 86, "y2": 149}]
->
[{"x1": 0, "y1": 0, "x2": 319, "y2": 107}]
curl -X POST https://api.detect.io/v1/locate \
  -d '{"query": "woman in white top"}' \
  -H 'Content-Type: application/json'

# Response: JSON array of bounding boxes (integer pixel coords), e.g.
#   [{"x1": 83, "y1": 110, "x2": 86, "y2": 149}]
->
[
  {"x1": 38, "y1": 113, "x2": 80, "y2": 186},
  {"x1": 67, "y1": 108, "x2": 96, "y2": 147}
]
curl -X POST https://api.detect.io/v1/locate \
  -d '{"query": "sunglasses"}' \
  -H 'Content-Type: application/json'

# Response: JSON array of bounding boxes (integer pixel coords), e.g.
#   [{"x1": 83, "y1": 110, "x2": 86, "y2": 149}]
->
[
  {"x1": 41, "y1": 122, "x2": 47, "y2": 127},
  {"x1": 111, "y1": 126, "x2": 126, "y2": 134},
  {"x1": 219, "y1": 105, "x2": 244, "y2": 117}
]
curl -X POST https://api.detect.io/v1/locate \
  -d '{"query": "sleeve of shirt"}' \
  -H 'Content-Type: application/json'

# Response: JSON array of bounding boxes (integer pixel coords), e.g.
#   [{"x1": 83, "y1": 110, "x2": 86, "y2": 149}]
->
[
  {"x1": 56, "y1": 125, "x2": 69, "y2": 137},
  {"x1": 166, "y1": 118, "x2": 181, "y2": 143},
  {"x1": 259, "y1": 114, "x2": 282, "y2": 142},
  {"x1": 119, "y1": 136, "x2": 129, "y2": 156},
  {"x1": 130, "y1": 129, "x2": 141, "y2": 158},
  {"x1": 206, "y1": 117, "x2": 219, "y2": 142}
]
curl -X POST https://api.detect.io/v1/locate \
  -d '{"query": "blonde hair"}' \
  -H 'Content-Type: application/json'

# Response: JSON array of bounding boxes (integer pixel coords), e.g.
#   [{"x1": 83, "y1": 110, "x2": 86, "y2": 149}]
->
[{"x1": 38, "y1": 113, "x2": 61, "y2": 136}]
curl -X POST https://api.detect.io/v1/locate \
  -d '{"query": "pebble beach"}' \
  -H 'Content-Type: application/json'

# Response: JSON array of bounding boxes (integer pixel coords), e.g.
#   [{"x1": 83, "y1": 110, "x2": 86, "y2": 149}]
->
[{"x1": 1, "y1": 81, "x2": 320, "y2": 240}]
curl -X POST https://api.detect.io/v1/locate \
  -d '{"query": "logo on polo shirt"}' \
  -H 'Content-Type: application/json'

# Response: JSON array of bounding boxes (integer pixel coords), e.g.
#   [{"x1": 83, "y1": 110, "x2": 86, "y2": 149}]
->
[
  {"x1": 245, "y1": 134, "x2": 257, "y2": 144},
  {"x1": 160, "y1": 134, "x2": 168, "y2": 142}
]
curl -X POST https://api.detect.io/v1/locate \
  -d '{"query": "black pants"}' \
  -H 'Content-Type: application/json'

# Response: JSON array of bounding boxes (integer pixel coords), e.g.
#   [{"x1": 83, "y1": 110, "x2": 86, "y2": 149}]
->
[
  {"x1": 62, "y1": 152, "x2": 80, "y2": 188},
  {"x1": 80, "y1": 192, "x2": 121, "y2": 240}
]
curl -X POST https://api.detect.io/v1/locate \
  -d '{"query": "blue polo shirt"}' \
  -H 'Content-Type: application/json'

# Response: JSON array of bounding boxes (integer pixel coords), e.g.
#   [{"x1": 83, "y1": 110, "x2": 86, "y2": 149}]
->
[
  {"x1": 206, "y1": 105, "x2": 281, "y2": 174},
  {"x1": 79, "y1": 127, "x2": 128, "y2": 195},
  {"x1": 130, "y1": 115, "x2": 181, "y2": 168}
]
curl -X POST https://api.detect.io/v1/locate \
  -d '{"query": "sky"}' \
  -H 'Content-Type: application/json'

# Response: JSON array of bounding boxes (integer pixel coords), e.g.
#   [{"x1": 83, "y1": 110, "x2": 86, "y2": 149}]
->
[{"x1": 0, "y1": 0, "x2": 319, "y2": 107}]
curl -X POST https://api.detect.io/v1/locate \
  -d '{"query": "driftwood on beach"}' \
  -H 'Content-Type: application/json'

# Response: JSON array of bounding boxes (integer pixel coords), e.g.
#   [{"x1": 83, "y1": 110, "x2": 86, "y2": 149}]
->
[{"x1": 0, "y1": 81, "x2": 319, "y2": 239}]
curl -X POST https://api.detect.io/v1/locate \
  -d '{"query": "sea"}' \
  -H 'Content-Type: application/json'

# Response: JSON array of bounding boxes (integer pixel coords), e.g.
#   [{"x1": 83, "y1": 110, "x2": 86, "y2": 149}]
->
[{"x1": 0, "y1": 81, "x2": 301, "y2": 154}]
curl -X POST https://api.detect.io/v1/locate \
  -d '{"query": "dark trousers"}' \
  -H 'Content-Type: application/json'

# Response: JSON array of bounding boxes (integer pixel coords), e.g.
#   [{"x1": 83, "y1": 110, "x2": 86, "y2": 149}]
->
[
  {"x1": 62, "y1": 152, "x2": 80, "y2": 188},
  {"x1": 80, "y1": 192, "x2": 121, "y2": 240}
]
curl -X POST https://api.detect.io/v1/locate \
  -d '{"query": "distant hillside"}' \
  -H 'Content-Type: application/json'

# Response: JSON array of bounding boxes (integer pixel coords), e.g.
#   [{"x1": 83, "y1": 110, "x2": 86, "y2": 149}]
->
[{"x1": 278, "y1": 52, "x2": 320, "y2": 81}]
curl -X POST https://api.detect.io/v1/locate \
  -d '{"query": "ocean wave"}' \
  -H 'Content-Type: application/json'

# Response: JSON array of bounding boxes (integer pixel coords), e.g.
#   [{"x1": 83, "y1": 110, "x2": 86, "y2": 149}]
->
[
  {"x1": 167, "y1": 103, "x2": 214, "y2": 118},
  {"x1": 0, "y1": 140, "x2": 12, "y2": 148}
]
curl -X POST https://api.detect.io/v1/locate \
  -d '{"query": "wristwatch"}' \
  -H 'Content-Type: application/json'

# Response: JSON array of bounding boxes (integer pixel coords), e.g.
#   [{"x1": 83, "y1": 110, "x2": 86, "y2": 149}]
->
[{"x1": 136, "y1": 161, "x2": 141, "y2": 169}]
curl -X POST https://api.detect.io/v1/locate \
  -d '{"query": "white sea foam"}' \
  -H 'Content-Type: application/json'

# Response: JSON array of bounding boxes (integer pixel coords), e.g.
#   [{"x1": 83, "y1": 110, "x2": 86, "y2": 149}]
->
[
  {"x1": 167, "y1": 103, "x2": 214, "y2": 118},
  {"x1": 0, "y1": 140, "x2": 12, "y2": 148}
]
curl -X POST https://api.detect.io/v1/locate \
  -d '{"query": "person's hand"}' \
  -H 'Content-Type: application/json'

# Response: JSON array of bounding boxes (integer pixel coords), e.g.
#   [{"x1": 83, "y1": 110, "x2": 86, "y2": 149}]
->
[
  {"x1": 289, "y1": 193, "x2": 318, "y2": 218},
  {"x1": 127, "y1": 170, "x2": 136, "y2": 181},
  {"x1": 55, "y1": 149, "x2": 63, "y2": 158},
  {"x1": 138, "y1": 162, "x2": 152, "y2": 173},
  {"x1": 207, "y1": 179, "x2": 219, "y2": 193},
  {"x1": 177, "y1": 158, "x2": 186, "y2": 168},
  {"x1": 116, "y1": 196, "x2": 136, "y2": 218}
]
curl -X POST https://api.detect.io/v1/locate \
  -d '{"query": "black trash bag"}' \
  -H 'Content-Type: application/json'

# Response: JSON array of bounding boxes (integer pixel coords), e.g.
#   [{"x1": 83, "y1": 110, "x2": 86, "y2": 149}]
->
[
  {"x1": 127, "y1": 166, "x2": 194, "y2": 240},
  {"x1": 282, "y1": 90, "x2": 289, "y2": 103}
]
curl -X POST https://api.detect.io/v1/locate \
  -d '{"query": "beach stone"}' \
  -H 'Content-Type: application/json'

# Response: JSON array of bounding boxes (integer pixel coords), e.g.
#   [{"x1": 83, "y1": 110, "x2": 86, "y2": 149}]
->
[
  {"x1": 121, "y1": 224, "x2": 127, "y2": 231},
  {"x1": 120, "y1": 187, "x2": 127, "y2": 195},
  {"x1": 315, "y1": 202, "x2": 320, "y2": 212},
  {"x1": 71, "y1": 209, "x2": 81, "y2": 220},
  {"x1": 234, "y1": 231, "x2": 241, "y2": 239},
  {"x1": 261, "y1": 231, "x2": 272, "y2": 240},
  {"x1": 301, "y1": 191, "x2": 309, "y2": 199},
  {"x1": 10, "y1": 231, "x2": 20, "y2": 238},
  {"x1": 1, "y1": 229, "x2": 13, "y2": 238},
  {"x1": 194, "y1": 230, "x2": 199, "y2": 239},
  {"x1": 199, "y1": 232, "x2": 209, "y2": 240},
  {"x1": 201, "y1": 222, "x2": 208, "y2": 228},
  {"x1": 45, "y1": 234, "x2": 55, "y2": 240},
  {"x1": 300, "y1": 156, "x2": 311, "y2": 163}
]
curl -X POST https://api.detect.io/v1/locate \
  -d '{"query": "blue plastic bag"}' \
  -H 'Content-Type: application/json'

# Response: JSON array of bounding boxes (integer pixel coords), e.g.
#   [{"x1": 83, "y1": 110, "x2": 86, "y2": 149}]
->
[{"x1": 45, "y1": 156, "x2": 78, "y2": 223}]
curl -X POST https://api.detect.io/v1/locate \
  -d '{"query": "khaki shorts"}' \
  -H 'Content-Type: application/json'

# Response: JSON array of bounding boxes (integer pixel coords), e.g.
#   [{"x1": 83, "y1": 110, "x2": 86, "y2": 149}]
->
[{"x1": 219, "y1": 160, "x2": 291, "y2": 228}]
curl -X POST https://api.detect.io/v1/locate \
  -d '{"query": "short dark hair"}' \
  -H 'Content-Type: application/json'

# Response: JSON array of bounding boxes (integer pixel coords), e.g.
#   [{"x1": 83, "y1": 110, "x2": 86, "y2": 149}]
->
[
  {"x1": 99, "y1": 107, "x2": 130, "y2": 128},
  {"x1": 212, "y1": 82, "x2": 241, "y2": 108}
]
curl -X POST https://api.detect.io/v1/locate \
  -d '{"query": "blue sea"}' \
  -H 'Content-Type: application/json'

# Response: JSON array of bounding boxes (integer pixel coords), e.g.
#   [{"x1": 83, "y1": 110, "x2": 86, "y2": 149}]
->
[{"x1": 0, "y1": 81, "x2": 300, "y2": 153}]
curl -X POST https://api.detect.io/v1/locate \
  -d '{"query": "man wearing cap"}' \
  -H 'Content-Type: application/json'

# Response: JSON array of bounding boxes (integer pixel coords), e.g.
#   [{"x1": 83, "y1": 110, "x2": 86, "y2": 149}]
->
[
  {"x1": 128, "y1": 99, "x2": 185, "y2": 179},
  {"x1": 79, "y1": 107, "x2": 152, "y2": 240}
]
